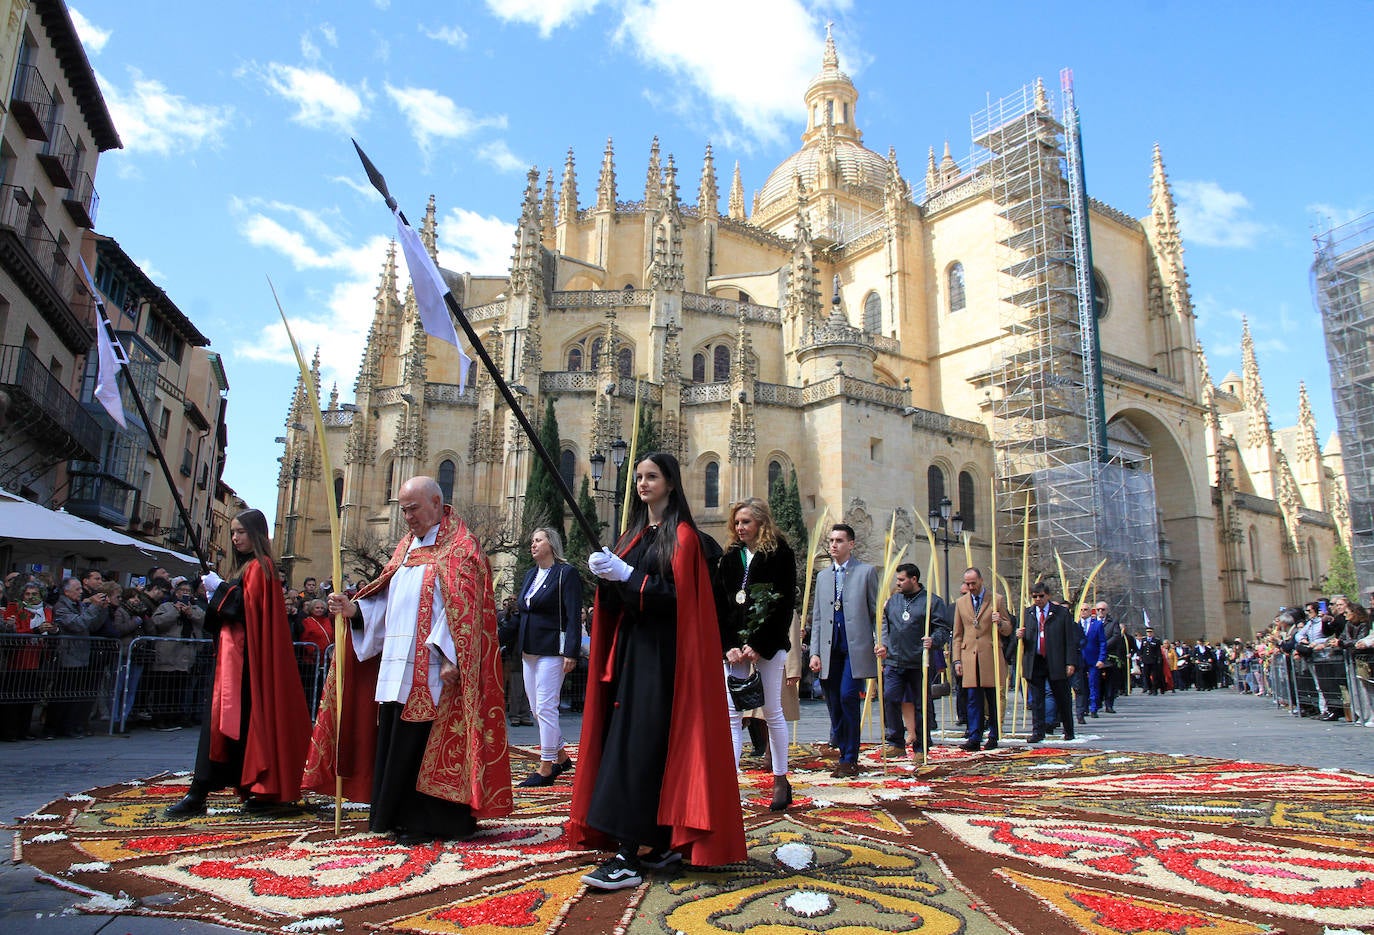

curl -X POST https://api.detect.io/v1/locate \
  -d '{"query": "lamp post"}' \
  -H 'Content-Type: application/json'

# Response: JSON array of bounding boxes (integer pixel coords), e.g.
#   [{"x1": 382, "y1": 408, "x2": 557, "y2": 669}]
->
[
  {"x1": 929, "y1": 495, "x2": 964, "y2": 600},
  {"x1": 588, "y1": 437, "x2": 629, "y2": 545}
]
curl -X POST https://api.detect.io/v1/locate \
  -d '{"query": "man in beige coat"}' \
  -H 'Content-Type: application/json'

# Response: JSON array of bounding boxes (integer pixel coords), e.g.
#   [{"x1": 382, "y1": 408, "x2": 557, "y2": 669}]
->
[{"x1": 950, "y1": 567, "x2": 1012, "y2": 751}]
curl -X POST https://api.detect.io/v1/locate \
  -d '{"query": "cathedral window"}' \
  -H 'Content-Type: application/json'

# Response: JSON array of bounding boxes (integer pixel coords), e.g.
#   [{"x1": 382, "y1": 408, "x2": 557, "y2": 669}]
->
[
  {"x1": 334, "y1": 474, "x2": 344, "y2": 517},
  {"x1": 590, "y1": 337, "x2": 604, "y2": 371},
  {"x1": 692, "y1": 353, "x2": 706, "y2": 384},
  {"x1": 567, "y1": 347, "x2": 583, "y2": 372},
  {"x1": 1248, "y1": 525, "x2": 1262, "y2": 577},
  {"x1": 1307, "y1": 537, "x2": 1319, "y2": 583},
  {"x1": 705, "y1": 461, "x2": 720, "y2": 509},
  {"x1": 618, "y1": 347, "x2": 633, "y2": 378},
  {"x1": 713, "y1": 345, "x2": 730, "y2": 381},
  {"x1": 958, "y1": 470, "x2": 976, "y2": 532},
  {"x1": 927, "y1": 465, "x2": 946, "y2": 518},
  {"x1": 384, "y1": 460, "x2": 395, "y2": 502},
  {"x1": 438, "y1": 460, "x2": 455, "y2": 504},
  {"x1": 1091, "y1": 267, "x2": 1110, "y2": 319},
  {"x1": 768, "y1": 459, "x2": 783, "y2": 494},
  {"x1": 559, "y1": 449, "x2": 576, "y2": 491},
  {"x1": 863, "y1": 292, "x2": 882, "y2": 333},
  {"x1": 947, "y1": 262, "x2": 966, "y2": 313}
]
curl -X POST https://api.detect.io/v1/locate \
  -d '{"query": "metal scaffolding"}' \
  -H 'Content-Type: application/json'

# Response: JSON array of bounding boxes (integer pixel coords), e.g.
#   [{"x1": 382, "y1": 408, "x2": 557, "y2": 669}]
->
[
  {"x1": 971, "y1": 77, "x2": 1162, "y2": 629},
  {"x1": 1313, "y1": 212, "x2": 1374, "y2": 593}
]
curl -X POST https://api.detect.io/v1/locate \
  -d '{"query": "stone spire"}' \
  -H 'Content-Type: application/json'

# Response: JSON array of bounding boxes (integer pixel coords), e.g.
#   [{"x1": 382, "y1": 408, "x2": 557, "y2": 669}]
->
[
  {"x1": 1033, "y1": 76, "x2": 1049, "y2": 113},
  {"x1": 596, "y1": 136, "x2": 617, "y2": 212},
  {"x1": 783, "y1": 177, "x2": 821, "y2": 326},
  {"x1": 327, "y1": 381, "x2": 338, "y2": 411},
  {"x1": 1297, "y1": 381, "x2": 1321, "y2": 464},
  {"x1": 590, "y1": 308, "x2": 621, "y2": 455},
  {"x1": 884, "y1": 145, "x2": 908, "y2": 203},
  {"x1": 1241, "y1": 318, "x2": 1272, "y2": 449},
  {"x1": 541, "y1": 168, "x2": 556, "y2": 242},
  {"x1": 924, "y1": 146, "x2": 938, "y2": 195},
  {"x1": 559, "y1": 148, "x2": 578, "y2": 222},
  {"x1": 728, "y1": 161, "x2": 745, "y2": 220},
  {"x1": 644, "y1": 136, "x2": 662, "y2": 212},
  {"x1": 420, "y1": 195, "x2": 439, "y2": 261},
  {"x1": 510, "y1": 166, "x2": 543, "y2": 296},
  {"x1": 287, "y1": 362, "x2": 308, "y2": 426},
  {"x1": 939, "y1": 141, "x2": 959, "y2": 186},
  {"x1": 1149, "y1": 143, "x2": 1192, "y2": 316},
  {"x1": 697, "y1": 143, "x2": 718, "y2": 219},
  {"x1": 357, "y1": 240, "x2": 401, "y2": 393},
  {"x1": 662, "y1": 153, "x2": 679, "y2": 213}
]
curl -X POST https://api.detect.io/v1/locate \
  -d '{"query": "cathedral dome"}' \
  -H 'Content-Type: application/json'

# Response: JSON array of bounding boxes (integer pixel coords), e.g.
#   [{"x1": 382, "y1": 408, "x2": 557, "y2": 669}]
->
[{"x1": 754, "y1": 27, "x2": 889, "y2": 218}]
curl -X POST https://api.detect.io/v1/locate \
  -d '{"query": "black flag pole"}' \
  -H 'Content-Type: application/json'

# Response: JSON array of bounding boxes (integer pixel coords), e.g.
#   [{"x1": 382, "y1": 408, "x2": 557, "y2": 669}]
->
[
  {"x1": 95, "y1": 301, "x2": 210, "y2": 571},
  {"x1": 351, "y1": 140, "x2": 603, "y2": 549}
]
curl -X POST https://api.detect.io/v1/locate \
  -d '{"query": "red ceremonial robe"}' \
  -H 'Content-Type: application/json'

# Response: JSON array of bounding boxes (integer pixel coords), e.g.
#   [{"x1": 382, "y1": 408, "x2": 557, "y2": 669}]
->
[
  {"x1": 211, "y1": 558, "x2": 312, "y2": 801},
  {"x1": 301, "y1": 508, "x2": 512, "y2": 818},
  {"x1": 569, "y1": 523, "x2": 746, "y2": 866}
]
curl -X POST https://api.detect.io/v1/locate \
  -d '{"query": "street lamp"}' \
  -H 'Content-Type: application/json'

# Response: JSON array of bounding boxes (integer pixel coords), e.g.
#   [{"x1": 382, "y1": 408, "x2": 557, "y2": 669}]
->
[
  {"x1": 589, "y1": 437, "x2": 630, "y2": 543},
  {"x1": 929, "y1": 495, "x2": 964, "y2": 601}
]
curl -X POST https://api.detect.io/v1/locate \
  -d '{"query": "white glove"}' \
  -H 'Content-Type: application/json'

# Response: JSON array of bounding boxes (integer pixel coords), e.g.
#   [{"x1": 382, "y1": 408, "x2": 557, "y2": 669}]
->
[
  {"x1": 589, "y1": 547, "x2": 633, "y2": 582},
  {"x1": 202, "y1": 571, "x2": 224, "y2": 598}
]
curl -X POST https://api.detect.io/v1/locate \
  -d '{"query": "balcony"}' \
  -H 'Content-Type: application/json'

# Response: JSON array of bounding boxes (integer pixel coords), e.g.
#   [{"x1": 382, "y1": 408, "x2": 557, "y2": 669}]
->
[
  {"x1": 37, "y1": 122, "x2": 79, "y2": 188},
  {"x1": 62, "y1": 170, "x2": 99, "y2": 229},
  {"x1": 9, "y1": 63, "x2": 52, "y2": 141},
  {"x1": 0, "y1": 184, "x2": 94, "y2": 352},
  {"x1": 128, "y1": 502, "x2": 162, "y2": 538},
  {"x1": 65, "y1": 470, "x2": 135, "y2": 528},
  {"x1": 0, "y1": 343, "x2": 102, "y2": 462}
]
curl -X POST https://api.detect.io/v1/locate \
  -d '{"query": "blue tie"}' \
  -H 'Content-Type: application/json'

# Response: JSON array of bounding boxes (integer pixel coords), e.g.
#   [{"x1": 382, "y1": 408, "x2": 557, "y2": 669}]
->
[{"x1": 833, "y1": 565, "x2": 847, "y2": 656}]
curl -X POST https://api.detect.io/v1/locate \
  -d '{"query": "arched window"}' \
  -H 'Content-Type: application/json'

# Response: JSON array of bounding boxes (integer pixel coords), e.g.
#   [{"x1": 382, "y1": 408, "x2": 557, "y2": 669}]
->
[
  {"x1": 692, "y1": 352, "x2": 706, "y2": 383},
  {"x1": 438, "y1": 459, "x2": 455, "y2": 503},
  {"x1": 1091, "y1": 267, "x2": 1110, "y2": 319},
  {"x1": 1248, "y1": 526, "x2": 1262, "y2": 577},
  {"x1": 384, "y1": 460, "x2": 395, "y2": 502},
  {"x1": 559, "y1": 449, "x2": 576, "y2": 491},
  {"x1": 863, "y1": 292, "x2": 881, "y2": 333},
  {"x1": 768, "y1": 459, "x2": 784, "y2": 494},
  {"x1": 927, "y1": 465, "x2": 946, "y2": 518},
  {"x1": 704, "y1": 461, "x2": 720, "y2": 509},
  {"x1": 1307, "y1": 538, "x2": 1319, "y2": 584},
  {"x1": 333, "y1": 475, "x2": 344, "y2": 517},
  {"x1": 618, "y1": 347, "x2": 633, "y2": 378},
  {"x1": 713, "y1": 345, "x2": 730, "y2": 381},
  {"x1": 590, "y1": 337, "x2": 604, "y2": 371},
  {"x1": 567, "y1": 346, "x2": 583, "y2": 372},
  {"x1": 947, "y1": 262, "x2": 966, "y2": 313},
  {"x1": 958, "y1": 470, "x2": 976, "y2": 532}
]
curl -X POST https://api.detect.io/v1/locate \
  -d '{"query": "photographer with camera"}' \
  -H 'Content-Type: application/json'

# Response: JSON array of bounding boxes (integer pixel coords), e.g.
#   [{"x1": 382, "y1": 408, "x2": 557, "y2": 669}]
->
[{"x1": 148, "y1": 578, "x2": 205, "y2": 730}]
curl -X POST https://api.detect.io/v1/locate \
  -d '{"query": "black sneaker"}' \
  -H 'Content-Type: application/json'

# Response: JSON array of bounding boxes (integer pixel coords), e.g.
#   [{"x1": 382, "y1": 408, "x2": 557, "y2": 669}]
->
[
  {"x1": 640, "y1": 848, "x2": 683, "y2": 870},
  {"x1": 581, "y1": 854, "x2": 643, "y2": 890}
]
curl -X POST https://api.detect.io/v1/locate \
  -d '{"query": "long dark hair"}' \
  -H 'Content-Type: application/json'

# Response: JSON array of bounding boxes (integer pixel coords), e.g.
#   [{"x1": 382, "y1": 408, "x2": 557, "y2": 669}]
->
[
  {"x1": 232, "y1": 508, "x2": 276, "y2": 579},
  {"x1": 616, "y1": 451, "x2": 696, "y2": 579}
]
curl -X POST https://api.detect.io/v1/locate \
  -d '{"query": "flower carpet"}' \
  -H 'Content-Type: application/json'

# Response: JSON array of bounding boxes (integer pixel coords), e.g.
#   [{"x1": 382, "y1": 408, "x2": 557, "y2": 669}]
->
[{"x1": 8, "y1": 743, "x2": 1374, "y2": 933}]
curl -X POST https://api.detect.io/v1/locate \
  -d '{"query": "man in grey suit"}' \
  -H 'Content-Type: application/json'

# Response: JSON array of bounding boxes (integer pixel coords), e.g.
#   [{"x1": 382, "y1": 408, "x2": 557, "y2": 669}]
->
[{"x1": 809, "y1": 524, "x2": 879, "y2": 777}]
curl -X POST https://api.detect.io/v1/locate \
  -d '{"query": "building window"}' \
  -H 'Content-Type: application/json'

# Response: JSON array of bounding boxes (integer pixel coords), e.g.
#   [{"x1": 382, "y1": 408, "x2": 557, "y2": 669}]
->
[
  {"x1": 768, "y1": 459, "x2": 783, "y2": 494},
  {"x1": 1091, "y1": 267, "x2": 1109, "y2": 319},
  {"x1": 567, "y1": 347, "x2": 582, "y2": 371},
  {"x1": 334, "y1": 475, "x2": 344, "y2": 516},
  {"x1": 559, "y1": 448, "x2": 576, "y2": 491},
  {"x1": 618, "y1": 346, "x2": 633, "y2": 378},
  {"x1": 692, "y1": 352, "x2": 706, "y2": 384},
  {"x1": 590, "y1": 337, "x2": 604, "y2": 371},
  {"x1": 713, "y1": 345, "x2": 730, "y2": 381},
  {"x1": 1307, "y1": 537, "x2": 1319, "y2": 583},
  {"x1": 438, "y1": 459, "x2": 455, "y2": 503},
  {"x1": 704, "y1": 461, "x2": 720, "y2": 509},
  {"x1": 927, "y1": 465, "x2": 946, "y2": 517},
  {"x1": 958, "y1": 471, "x2": 976, "y2": 532},
  {"x1": 384, "y1": 461, "x2": 395, "y2": 502},
  {"x1": 863, "y1": 292, "x2": 881, "y2": 333},
  {"x1": 947, "y1": 262, "x2": 966, "y2": 313},
  {"x1": 1248, "y1": 525, "x2": 1261, "y2": 577}
]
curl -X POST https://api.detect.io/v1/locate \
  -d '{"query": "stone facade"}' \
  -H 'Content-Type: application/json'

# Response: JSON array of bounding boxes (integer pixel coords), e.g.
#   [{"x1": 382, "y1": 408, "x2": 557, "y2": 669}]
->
[{"x1": 274, "y1": 34, "x2": 1346, "y2": 639}]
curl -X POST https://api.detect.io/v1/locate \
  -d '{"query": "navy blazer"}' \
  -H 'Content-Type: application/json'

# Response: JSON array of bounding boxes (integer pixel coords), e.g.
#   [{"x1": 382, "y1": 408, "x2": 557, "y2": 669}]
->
[{"x1": 516, "y1": 562, "x2": 583, "y2": 658}]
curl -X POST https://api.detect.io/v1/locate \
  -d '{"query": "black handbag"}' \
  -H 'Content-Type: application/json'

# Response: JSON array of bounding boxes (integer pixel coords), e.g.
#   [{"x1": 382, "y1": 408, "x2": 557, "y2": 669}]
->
[
  {"x1": 727, "y1": 669, "x2": 764, "y2": 711},
  {"x1": 209, "y1": 580, "x2": 245, "y2": 624}
]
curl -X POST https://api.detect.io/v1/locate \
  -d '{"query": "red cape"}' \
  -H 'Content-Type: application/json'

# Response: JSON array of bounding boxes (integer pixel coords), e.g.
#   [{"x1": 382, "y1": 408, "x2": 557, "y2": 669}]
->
[
  {"x1": 569, "y1": 524, "x2": 746, "y2": 866},
  {"x1": 223, "y1": 559, "x2": 312, "y2": 801},
  {"x1": 301, "y1": 639, "x2": 380, "y2": 803}
]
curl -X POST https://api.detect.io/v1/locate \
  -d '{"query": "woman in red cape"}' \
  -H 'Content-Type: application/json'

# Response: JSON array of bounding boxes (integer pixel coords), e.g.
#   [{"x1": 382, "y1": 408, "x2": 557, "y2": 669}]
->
[
  {"x1": 570, "y1": 451, "x2": 745, "y2": 890},
  {"x1": 165, "y1": 509, "x2": 312, "y2": 817}
]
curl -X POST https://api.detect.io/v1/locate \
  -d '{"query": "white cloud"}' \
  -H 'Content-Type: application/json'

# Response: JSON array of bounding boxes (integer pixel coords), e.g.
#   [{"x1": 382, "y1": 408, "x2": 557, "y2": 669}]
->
[
  {"x1": 69, "y1": 8, "x2": 111, "y2": 54},
  {"x1": 438, "y1": 207, "x2": 515, "y2": 276},
  {"x1": 332, "y1": 174, "x2": 381, "y2": 199},
  {"x1": 1174, "y1": 180, "x2": 1268, "y2": 248},
  {"x1": 485, "y1": 0, "x2": 601, "y2": 38},
  {"x1": 255, "y1": 63, "x2": 369, "y2": 134},
  {"x1": 384, "y1": 84, "x2": 506, "y2": 154},
  {"x1": 98, "y1": 68, "x2": 233, "y2": 155},
  {"x1": 477, "y1": 140, "x2": 526, "y2": 173},
  {"x1": 424, "y1": 24, "x2": 468, "y2": 47},
  {"x1": 299, "y1": 24, "x2": 337, "y2": 64}
]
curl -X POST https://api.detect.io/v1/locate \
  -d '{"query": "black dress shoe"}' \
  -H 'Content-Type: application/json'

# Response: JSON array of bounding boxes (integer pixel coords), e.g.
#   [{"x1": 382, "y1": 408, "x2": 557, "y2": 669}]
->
[
  {"x1": 984, "y1": 740, "x2": 999, "y2": 750},
  {"x1": 1027, "y1": 734, "x2": 1044, "y2": 744},
  {"x1": 550, "y1": 757, "x2": 574, "y2": 778},
  {"x1": 1076, "y1": 714, "x2": 1086, "y2": 725},
  {"x1": 960, "y1": 739, "x2": 980, "y2": 752},
  {"x1": 164, "y1": 794, "x2": 207, "y2": 819},
  {"x1": 769, "y1": 776, "x2": 793, "y2": 812},
  {"x1": 517, "y1": 771, "x2": 556, "y2": 788},
  {"x1": 1104, "y1": 706, "x2": 1115, "y2": 714},
  {"x1": 1064, "y1": 732, "x2": 1076, "y2": 741}
]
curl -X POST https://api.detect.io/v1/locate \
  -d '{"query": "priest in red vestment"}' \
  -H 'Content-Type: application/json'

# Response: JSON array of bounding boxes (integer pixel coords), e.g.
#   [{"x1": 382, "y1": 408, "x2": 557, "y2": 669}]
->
[{"x1": 306, "y1": 476, "x2": 511, "y2": 844}]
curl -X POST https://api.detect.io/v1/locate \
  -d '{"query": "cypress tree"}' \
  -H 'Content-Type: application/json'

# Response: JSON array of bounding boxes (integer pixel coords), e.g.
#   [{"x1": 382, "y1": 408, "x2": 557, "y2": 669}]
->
[
  {"x1": 1323, "y1": 538, "x2": 1359, "y2": 598},
  {"x1": 770, "y1": 469, "x2": 807, "y2": 601},
  {"x1": 566, "y1": 474, "x2": 603, "y2": 598},
  {"x1": 518, "y1": 396, "x2": 566, "y2": 582}
]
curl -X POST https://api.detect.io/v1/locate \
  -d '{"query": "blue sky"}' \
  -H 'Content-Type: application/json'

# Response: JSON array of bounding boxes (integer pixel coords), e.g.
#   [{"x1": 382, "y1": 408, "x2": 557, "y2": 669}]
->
[{"x1": 70, "y1": 0, "x2": 1372, "y2": 524}]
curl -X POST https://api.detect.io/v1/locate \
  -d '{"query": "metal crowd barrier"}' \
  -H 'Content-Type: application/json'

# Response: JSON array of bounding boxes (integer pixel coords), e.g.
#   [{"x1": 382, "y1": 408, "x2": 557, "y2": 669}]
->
[
  {"x1": 0, "y1": 634, "x2": 121, "y2": 738},
  {"x1": 1260, "y1": 648, "x2": 1371, "y2": 726}
]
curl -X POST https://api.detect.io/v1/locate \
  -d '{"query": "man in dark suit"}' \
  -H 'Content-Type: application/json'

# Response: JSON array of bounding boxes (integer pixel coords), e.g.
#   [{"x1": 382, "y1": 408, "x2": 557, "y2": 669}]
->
[
  {"x1": 809, "y1": 524, "x2": 879, "y2": 778},
  {"x1": 1138, "y1": 626, "x2": 1164, "y2": 694},
  {"x1": 1097, "y1": 601, "x2": 1124, "y2": 713},
  {"x1": 1016, "y1": 581, "x2": 1077, "y2": 742}
]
